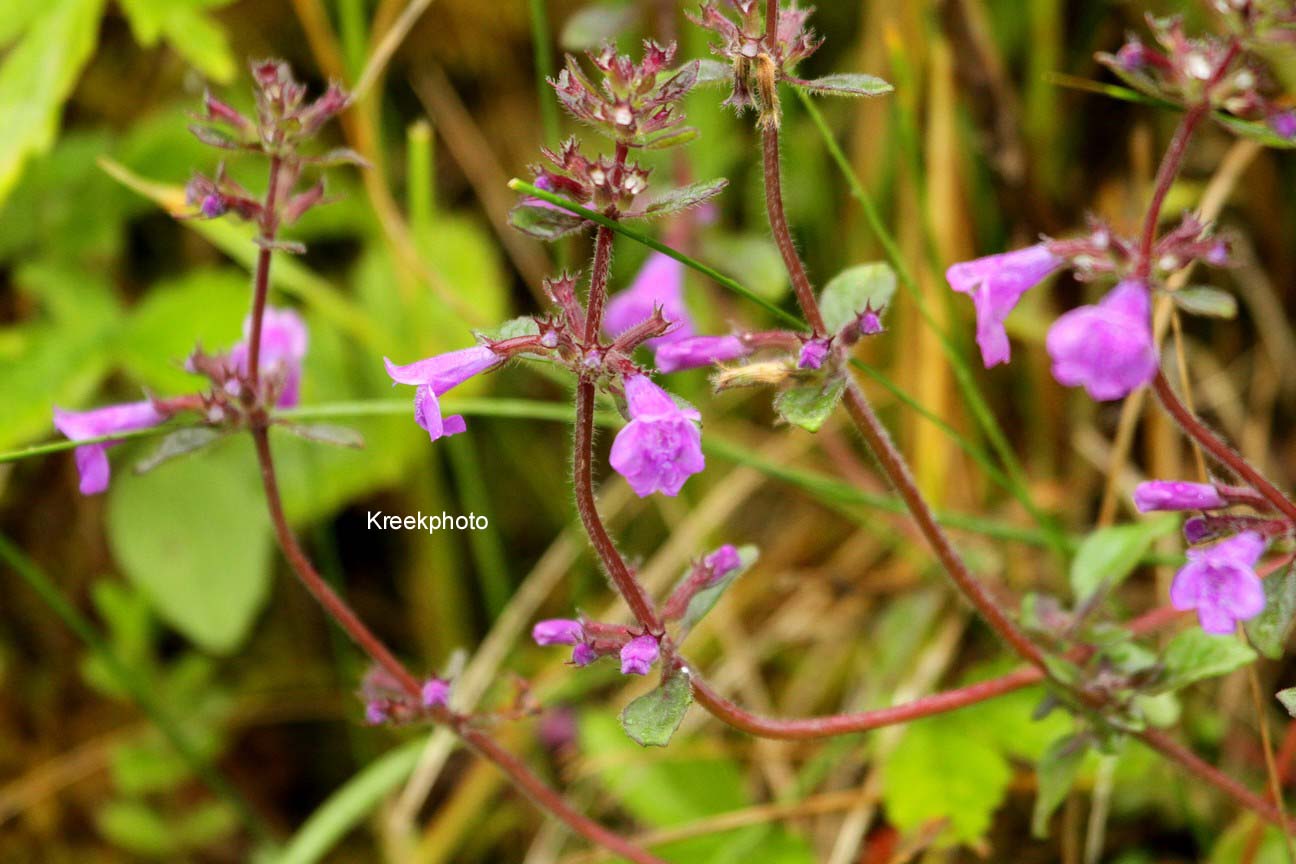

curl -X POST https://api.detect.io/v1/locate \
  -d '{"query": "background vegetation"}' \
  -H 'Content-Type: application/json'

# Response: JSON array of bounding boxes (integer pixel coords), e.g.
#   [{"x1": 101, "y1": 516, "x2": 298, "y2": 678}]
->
[{"x1": 2, "y1": 0, "x2": 1295, "y2": 861}]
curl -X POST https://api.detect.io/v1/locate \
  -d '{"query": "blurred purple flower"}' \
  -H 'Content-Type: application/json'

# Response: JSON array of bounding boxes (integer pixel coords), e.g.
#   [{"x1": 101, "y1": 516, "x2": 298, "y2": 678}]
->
[
  {"x1": 364, "y1": 701, "x2": 389, "y2": 726},
  {"x1": 421, "y1": 678, "x2": 450, "y2": 709},
  {"x1": 605, "y1": 253, "x2": 694, "y2": 348},
  {"x1": 655, "y1": 335, "x2": 748, "y2": 373},
  {"x1": 1134, "y1": 481, "x2": 1226, "y2": 513},
  {"x1": 1171, "y1": 531, "x2": 1267, "y2": 634},
  {"x1": 859, "y1": 310, "x2": 884, "y2": 336},
  {"x1": 571, "y1": 643, "x2": 598, "y2": 667},
  {"x1": 53, "y1": 402, "x2": 166, "y2": 495},
  {"x1": 798, "y1": 337, "x2": 830, "y2": 370},
  {"x1": 385, "y1": 345, "x2": 501, "y2": 441},
  {"x1": 229, "y1": 306, "x2": 309, "y2": 407},
  {"x1": 620, "y1": 634, "x2": 660, "y2": 675},
  {"x1": 946, "y1": 244, "x2": 1063, "y2": 367},
  {"x1": 705, "y1": 544, "x2": 741, "y2": 583},
  {"x1": 609, "y1": 375, "x2": 705, "y2": 497},
  {"x1": 1046, "y1": 279, "x2": 1158, "y2": 401},
  {"x1": 1270, "y1": 110, "x2": 1296, "y2": 140},
  {"x1": 532, "y1": 618, "x2": 584, "y2": 646}
]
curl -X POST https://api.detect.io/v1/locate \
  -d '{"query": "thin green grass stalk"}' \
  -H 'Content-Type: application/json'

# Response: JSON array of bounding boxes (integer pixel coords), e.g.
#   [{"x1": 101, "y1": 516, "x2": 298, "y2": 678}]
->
[
  {"x1": 795, "y1": 89, "x2": 1069, "y2": 556},
  {"x1": 528, "y1": 0, "x2": 561, "y2": 145},
  {"x1": 444, "y1": 433, "x2": 513, "y2": 617},
  {"x1": 0, "y1": 535, "x2": 278, "y2": 849},
  {"x1": 336, "y1": 0, "x2": 368, "y2": 81},
  {"x1": 407, "y1": 120, "x2": 435, "y2": 231}
]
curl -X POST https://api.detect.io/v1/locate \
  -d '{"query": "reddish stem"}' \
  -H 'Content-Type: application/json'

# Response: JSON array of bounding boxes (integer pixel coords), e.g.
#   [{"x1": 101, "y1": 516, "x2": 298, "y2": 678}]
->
[
  {"x1": 583, "y1": 225, "x2": 616, "y2": 347},
  {"x1": 1153, "y1": 372, "x2": 1296, "y2": 523},
  {"x1": 574, "y1": 380, "x2": 663, "y2": 631},
  {"x1": 761, "y1": 126, "x2": 825, "y2": 335},
  {"x1": 247, "y1": 156, "x2": 284, "y2": 394}
]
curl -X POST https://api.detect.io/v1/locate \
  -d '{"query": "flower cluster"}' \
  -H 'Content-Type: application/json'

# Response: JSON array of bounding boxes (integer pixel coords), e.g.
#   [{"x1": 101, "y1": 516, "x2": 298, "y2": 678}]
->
[
  {"x1": 551, "y1": 41, "x2": 699, "y2": 146},
  {"x1": 530, "y1": 544, "x2": 745, "y2": 672},
  {"x1": 1098, "y1": 14, "x2": 1296, "y2": 139},
  {"x1": 360, "y1": 667, "x2": 452, "y2": 727},
  {"x1": 54, "y1": 306, "x2": 309, "y2": 495},
  {"x1": 689, "y1": 0, "x2": 822, "y2": 125},
  {"x1": 1131, "y1": 480, "x2": 1286, "y2": 633}
]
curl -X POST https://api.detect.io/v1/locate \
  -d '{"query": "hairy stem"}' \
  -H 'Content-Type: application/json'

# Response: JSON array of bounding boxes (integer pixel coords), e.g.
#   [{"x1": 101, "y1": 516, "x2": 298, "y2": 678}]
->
[
  {"x1": 584, "y1": 226, "x2": 615, "y2": 346},
  {"x1": 248, "y1": 156, "x2": 284, "y2": 393},
  {"x1": 1152, "y1": 372, "x2": 1296, "y2": 523},
  {"x1": 574, "y1": 381, "x2": 663, "y2": 631},
  {"x1": 761, "y1": 125, "x2": 825, "y2": 334}
]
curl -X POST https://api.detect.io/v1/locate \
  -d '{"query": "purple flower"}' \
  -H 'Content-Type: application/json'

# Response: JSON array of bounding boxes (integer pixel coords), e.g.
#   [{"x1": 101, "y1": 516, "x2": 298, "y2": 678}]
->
[
  {"x1": 1046, "y1": 279, "x2": 1158, "y2": 401},
  {"x1": 229, "y1": 307, "x2": 309, "y2": 407},
  {"x1": 705, "y1": 544, "x2": 741, "y2": 582},
  {"x1": 859, "y1": 310, "x2": 884, "y2": 336},
  {"x1": 421, "y1": 678, "x2": 450, "y2": 709},
  {"x1": 364, "y1": 701, "x2": 389, "y2": 726},
  {"x1": 570, "y1": 643, "x2": 598, "y2": 667},
  {"x1": 798, "y1": 338, "x2": 830, "y2": 370},
  {"x1": 604, "y1": 253, "x2": 694, "y2": 348},
  {"x1": 1171, "y1": 531, "x2": 1267, "y2": 634},
  {"x1": 532, "y1": 618, "x2": 584, "y2": 646},
  {"x1": 200, "y1": 194, "x2": 227, "y2": 219},
  {"x1": 946, "y1": 244, "x2": 1064, "y2": 367},
  {"x1": 620, "y1": 634, "x2": 660, "y2": 675},
  {"x1": 1133, "y1": 481, "x2": 1226, "y2": 513},
  {"x1": 53, "y1": 401, "x2": 166, "y2": 495},
  {"x1": 1270, "y1": 110, "x2": 1296, "y2": 141},
  {"x1": 1183, "y1": 516, "x2": 1214, "y2": 545},
  {"x1": 655, "y1": 335, "x2": 748, "y2": 373},
  {"x1": 384, "y1": 345, "x2": 501, "y2": 441},
  {"x1": 609, "y1": 375, "x2": 705, "y2": 497}
]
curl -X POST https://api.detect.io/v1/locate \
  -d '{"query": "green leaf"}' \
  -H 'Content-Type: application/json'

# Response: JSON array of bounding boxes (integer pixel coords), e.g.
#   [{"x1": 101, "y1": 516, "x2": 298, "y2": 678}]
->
[
  {"x1": 1215, "y1": 113, "x2": 1296, "y2": 150},
  {"x1": 1160, "y1": 629, "x2": 1257, "y2": 691},
  {"x1": 638, "y1": 178, "x2": 728, "y2": 219},
  {"x1": 474, "y1": 316, "x2": 539, "y2": 342},
  {"x1": 641, "y1": 126, "x2": 699, "y2": 150},
  {"x1": 96, "y1": 799, "x2": 177, "y2": 856},
  {"x1": 0, "y1": 0, "x2": 107, "y2": 207},
  {"x1": 884, "y1": 713, "x2": 1013, "y2": 846},
  {"x1": 559, "y1": 2, "x2": 638, "y2": 50},
  {"x1": 508, "y1": 201, "x2": 587, "y2": 240},
  {"x1": 133, "y1": 428, "x2": 228, "y2": 474},
  {"x1": 1173, "y1": 285, "x2": 1238, "y2": 319},
  {"x1": 1031, "y1": 734, "x2": 1087, "y2": 838},
  {"x1": 119, "y1": 0, "x2": 237, "y2": 82},
  {"x1": 275, "y1": 423, "x2": 366, "y2": 450},
  {"x1": 1277, "y1": 687, "x2": 1296, "y2": 718},
  {"x1": 696, "y1": 59, "x2": 731, "y2": 86},
  {"x1": 679, "y1": 545, "x2": 758, "y2": 633},
  {"x1": 699, "y1": 232, "x2": 788, "y2": 301},
  {"x1": 1068, "y1": 515, "x2": 1177, "y2": 602},
  {"x1": 107, "y1": 441, "x2": 273, "y2": 654},
  {"x1": 788, "y1": 73, "x2": 894, "y2": 98},
  {"x1": 1245, "y1": 563, "x2": 1296, "y2": 659},
  {"x1": 818, "y1": 263, "x2": 896, "y2": 334},
  {"x1": 774, "y1": 375, "x2": 846, "y2": 433},
  {"x1": 620, "y1": 670, "x2": 693, "y2": 747}
]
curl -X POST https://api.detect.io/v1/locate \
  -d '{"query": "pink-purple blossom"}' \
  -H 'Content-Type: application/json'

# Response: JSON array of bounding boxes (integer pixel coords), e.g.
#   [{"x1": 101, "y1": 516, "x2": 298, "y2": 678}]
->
[
  {"x1": 421, "y1": 678, "x2": 450, "y2": 709},
  {"x1": 1045, "y1": 279, "x2": 1158, "y2": 401},
  {"x1": 604, "y1": 253, "x2": 694, "y2": 348},
  {"x1": 798, "y1": 338, "x2": 830, "y2": 370},
  {"x1": 1270, "y1": 110, "x2": 1296, "y2": 141},
  {"x1": 859, "y1": 310, "x2": 884, "y2": 336},
  {"x1": 571, "y1": 643, "x2": 598, "y2": 667},
  {"x1": 1133, "y1": 481, "x2": 1226, "y2": 513},
  {"x1": 1170, "y1": 531, "x2": 1267, "y2": 634},
  {"x1": 609, "y1": 375, "x2": 705, "y2": 497},
  {"x1": 705, "y1": 544, "x2": 741, "y2": 583},
  {"x1": 654, "y1": 335, "x2": 748, "y2": 373},
  {"x1": 532, "y1": 618, "x2": 584, "y2": 646},
  {"x1": 229, "y1": 306, "x2": 309, "y2": 407},
  {"x1": 946, "y1": 244, "x2": 1064, "y2": 367},
  {"x1": 620, "y1": 634, "x2": 660, "y2": 675},
  {"x1": 53, "y1": 401, "x2": 167, "y2": 495},
  {"x1": 384, "y1": 345, "x2": 501, "y2": 441}
]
